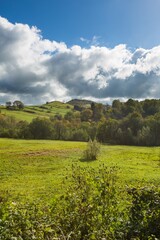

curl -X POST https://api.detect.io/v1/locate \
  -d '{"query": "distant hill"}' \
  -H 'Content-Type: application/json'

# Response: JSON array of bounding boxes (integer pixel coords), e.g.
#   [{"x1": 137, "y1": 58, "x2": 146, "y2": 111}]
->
[
  {"x1": 0, "y1": 101, "x2": 73, "y2": 122},
  {"x1": 67, "y1": 99, "x2": 94, "y2": 108},
  {"x1": 0, "y1": 99, "x2": 109, "y2": 122}
]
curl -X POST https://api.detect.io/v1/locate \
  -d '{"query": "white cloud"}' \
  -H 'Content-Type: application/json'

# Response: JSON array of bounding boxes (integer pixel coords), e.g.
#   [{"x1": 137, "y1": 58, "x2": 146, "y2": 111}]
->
[
  {"x1": 80, "y1": 36, "x2": 101, "y2": 46},
  {"x1": 0, "y1": 16, "x2": 160, "y2": 104},
  {"x1": 80, "y1": 37, "x2": 90, "y2": 44}
]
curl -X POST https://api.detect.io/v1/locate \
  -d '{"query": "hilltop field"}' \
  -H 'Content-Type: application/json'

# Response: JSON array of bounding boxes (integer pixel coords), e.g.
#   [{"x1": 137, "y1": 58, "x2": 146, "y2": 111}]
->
[
  {"x1": 0, "y1": 101, "x2": 74, "y2": 122},
  {"x1": 0, "y1": 138, "x2": 160, "y2": 201}
]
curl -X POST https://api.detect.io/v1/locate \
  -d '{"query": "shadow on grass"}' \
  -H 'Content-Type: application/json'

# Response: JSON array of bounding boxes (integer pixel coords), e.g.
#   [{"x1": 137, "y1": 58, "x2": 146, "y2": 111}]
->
[{"x1": 79, "y1": 157, "x2": 98, "y2": 162}]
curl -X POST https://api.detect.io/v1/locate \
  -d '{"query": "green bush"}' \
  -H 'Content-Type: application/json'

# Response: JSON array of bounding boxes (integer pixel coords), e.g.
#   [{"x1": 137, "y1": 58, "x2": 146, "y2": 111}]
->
[
  {"x1": 0, "y1": 166, "x2": 123, "y2": 240},
  {"x1": 0, "y1": 201, "x2": 53, "y2": 239},
  {"x1": 126, "y1": 187, "x2": 160, "y2": 239},
  {"x1": 83, "y1": 139, "x2": 100, "y2": 160},
  {"x1": 1, "y1": 167, "x2": 160, "y2": 239},
  {"x1": 52, "y1": 165, "x2": 122, "y2": 239}
]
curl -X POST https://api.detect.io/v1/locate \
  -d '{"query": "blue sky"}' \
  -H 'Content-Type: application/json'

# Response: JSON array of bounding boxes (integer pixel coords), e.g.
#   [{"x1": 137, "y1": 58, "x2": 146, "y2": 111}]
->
[
  {"x1": 0, "y1": 0, "x2": 160, "y2": 104},
  {"x1": 1, "y1": 0, "x2": 160, "y2": 49}
]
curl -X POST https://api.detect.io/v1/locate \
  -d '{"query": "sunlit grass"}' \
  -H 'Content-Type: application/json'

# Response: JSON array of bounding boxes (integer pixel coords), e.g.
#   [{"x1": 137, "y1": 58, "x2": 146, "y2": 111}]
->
[
  {"x1": 0, "y1": 138, "x2": 160, "y2": 201},
  {"x1": 0, "y1": 101, "x2": 73, "y2": 122}
]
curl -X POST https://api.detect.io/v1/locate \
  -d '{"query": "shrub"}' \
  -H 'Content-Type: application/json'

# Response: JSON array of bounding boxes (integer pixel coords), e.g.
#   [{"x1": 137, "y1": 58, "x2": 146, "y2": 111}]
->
[
  {"x1": 1, "y1": 169, "x2": 160, "y2": 239},
  {"x1": 0, "y1": 166, "x2": 122, "y2": 240},
  {"x1": 83, "y1": 139, "x2": 100, "y2": 160},
  {"x1": 0, "y1": 200, "x2": 54, "y2": 239},
  {"x1": 53, "y1": 165, "x2": 121, "y2": 239},
  {"x1": 126, "y1": 187, "x2": 160, "y2": 239}
]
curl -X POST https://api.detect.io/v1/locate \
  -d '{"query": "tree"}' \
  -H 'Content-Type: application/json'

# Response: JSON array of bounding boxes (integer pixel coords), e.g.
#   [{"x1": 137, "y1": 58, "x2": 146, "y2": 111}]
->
[
  {"x1": 117, "y1": 128, "x2": 124, "y2": 144},
  {"x1": 16, "y1": 121, "x2": 30, "y2": 139},
  {"x1": 97, "y1": 120, "x2": 108, "y2": 142},
  {"x1": 74, "y1": 105, "x2": 83, "y2": 111},
  {"x1": 97, "y1": 119, "x2": 119, "y2": 143},
  {"x1": 127, "y1": 112, "x2": 143, "y2": 136},
  {"x1": 64, "y1": 111, "x2": 74, "y2": 121},
  {"x1": 137, "y1": 126, "x2": 151, "y2": 146},
  {"x1": 52, "y1": 114, "x2": 63, "y2": 121},
  {"x1": 53, "y1": 120, "x2": 67, "y2": 140},
  {"x1": 124, "y1": 99, "x2": 137, "y2": 115},
  {"x1": 71, "y1": 129, "x2": 88, "y2": 141},
  {"x1": 142, "y1": 99, "x2": 160, "y2": 116},
  {"x1": 13, "y1": 100, "x2": 24, "y2": 109},
  {"x1": 29, "y1": 118, "x2": 54, "y2": 139},
  {"x1": 81, "y1": 109, "x2": 93, "y2": 122},
  {"x1": 112, "y1": 99, "x2": 121, "y2": 109},
  {"x1": 6, "y1": 101, "x2": 12, "y2": 109},
  {"x1": 92, "y1": 103, "x2": 104, "y2": 121}
]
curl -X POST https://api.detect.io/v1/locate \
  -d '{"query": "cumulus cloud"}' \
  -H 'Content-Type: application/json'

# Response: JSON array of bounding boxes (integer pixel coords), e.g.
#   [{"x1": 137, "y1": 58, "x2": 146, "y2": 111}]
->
[{"x1": 0, "y1": 16, "x2": 160, "y2": 104}]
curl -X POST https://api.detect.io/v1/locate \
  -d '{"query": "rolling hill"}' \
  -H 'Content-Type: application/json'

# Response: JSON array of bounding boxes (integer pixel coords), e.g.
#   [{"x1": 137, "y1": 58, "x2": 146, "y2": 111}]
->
[{"x1": 0, "y1": 101, "x2": 73, "y2": 122}]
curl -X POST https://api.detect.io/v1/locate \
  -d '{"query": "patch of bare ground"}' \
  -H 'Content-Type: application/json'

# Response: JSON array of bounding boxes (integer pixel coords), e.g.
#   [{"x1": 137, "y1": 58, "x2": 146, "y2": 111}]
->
[{"x1": 22, "y1": 148, "x2": 81, "y2": 157}]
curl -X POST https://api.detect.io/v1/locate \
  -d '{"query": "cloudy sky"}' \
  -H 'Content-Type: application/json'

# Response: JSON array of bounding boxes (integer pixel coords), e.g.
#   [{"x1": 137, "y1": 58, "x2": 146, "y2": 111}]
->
[{"x1": 0, "y1": 0, "x2": 160, "y2": 104}]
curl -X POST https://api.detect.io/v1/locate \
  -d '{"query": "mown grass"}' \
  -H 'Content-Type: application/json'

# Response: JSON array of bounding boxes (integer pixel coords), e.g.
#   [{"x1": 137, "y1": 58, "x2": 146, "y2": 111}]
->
[
  {"x1": 0, "y1": 101, "x2": 73, "y2": 122},
  {"x1": 0, "y1": 138, "x2": 160, "y2": 202}
]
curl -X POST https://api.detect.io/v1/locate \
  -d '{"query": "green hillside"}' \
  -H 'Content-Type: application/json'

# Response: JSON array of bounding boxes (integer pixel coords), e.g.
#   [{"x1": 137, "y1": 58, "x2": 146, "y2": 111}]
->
[{"x1": 0, "y1": 101, "x2": 73, "y2": 122}]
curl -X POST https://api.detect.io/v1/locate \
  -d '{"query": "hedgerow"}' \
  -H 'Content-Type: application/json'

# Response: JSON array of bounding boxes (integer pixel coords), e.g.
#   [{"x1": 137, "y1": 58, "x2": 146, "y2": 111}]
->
[{"x1": 0, "y1": 166, "x2": 160, "y2": 239}]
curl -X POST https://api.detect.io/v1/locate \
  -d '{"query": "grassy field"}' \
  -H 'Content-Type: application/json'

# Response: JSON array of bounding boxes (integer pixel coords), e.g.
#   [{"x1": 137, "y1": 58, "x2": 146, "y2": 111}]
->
[
  {"x1": 0, "y1": 101, "x2": 73, "y2": 122},
  {"x1": 0, "y1": 138, "x2": 160, "y2": 202}
]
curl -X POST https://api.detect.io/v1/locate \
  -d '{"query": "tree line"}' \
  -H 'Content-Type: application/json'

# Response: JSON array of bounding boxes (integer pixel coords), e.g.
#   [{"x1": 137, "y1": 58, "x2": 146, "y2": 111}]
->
[{"x1": 1, "y1": 98, "x2": 160, "y2": 146}]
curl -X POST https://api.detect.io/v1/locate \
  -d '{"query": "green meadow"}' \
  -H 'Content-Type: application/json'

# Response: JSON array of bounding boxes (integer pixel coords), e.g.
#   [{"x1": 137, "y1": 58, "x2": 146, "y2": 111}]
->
[
  {"x1": 0, "y1": 138, "x2": 160, "y2": 202},
  {"x1": 0, "y1": 101, "x2": 73, "y2": 122}
]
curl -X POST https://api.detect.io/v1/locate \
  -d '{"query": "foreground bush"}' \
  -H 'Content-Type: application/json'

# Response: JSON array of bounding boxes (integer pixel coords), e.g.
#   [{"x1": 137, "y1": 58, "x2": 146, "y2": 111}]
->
[
  {"x1": 0, "y1": 166, "x2": 160, "y2": 239},
  {"x1": 126, "y1": 187, "x2": 160, "y2": 239},
  {"x1": 0, "y1": 201, "x2": 52, "y2": 239},
  {"x1": 53, "y1": 165, "x2": 123, "y2": 239},
  {"x1": 0, "y1": 166, "x2": 122, "y2": 239}
]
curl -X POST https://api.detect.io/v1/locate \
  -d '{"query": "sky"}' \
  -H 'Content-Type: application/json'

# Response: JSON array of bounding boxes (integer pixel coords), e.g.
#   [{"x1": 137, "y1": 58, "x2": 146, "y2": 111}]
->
[{"x1": 0, "y1": 0, "x2": 160, "y2": 104}]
